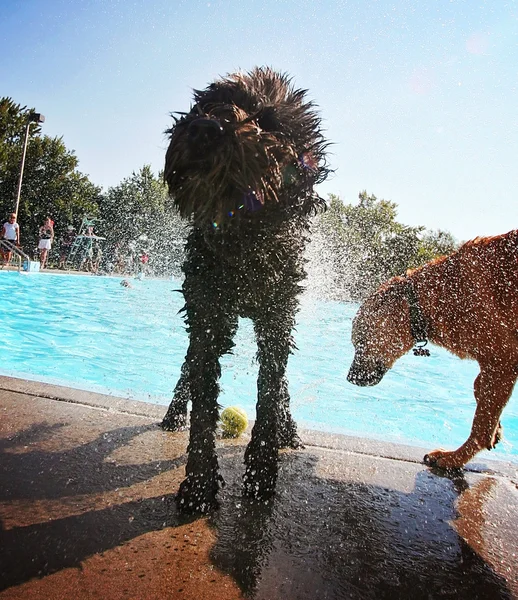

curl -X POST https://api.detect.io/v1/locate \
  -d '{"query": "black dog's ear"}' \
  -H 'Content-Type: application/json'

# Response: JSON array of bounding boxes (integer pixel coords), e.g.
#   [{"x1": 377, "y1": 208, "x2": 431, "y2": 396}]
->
[{"x1": 256, "y1": 105, "x2": 279, "y2": 132}]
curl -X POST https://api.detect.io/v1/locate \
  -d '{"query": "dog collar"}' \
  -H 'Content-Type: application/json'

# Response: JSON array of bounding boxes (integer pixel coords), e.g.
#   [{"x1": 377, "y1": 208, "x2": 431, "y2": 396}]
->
[{"x1": 405, "y1": 280, "x2": 430, "y2": 356}]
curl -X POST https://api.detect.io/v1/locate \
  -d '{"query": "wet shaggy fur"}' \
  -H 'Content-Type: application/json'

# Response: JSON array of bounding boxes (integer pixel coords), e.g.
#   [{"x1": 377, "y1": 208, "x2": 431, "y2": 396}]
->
[
  {"x1": 161, "y1": 67, "x2": 330, "y2": 513},
  {"x1": 347, "y1": 230, "x2": 518, "y2": 469}
]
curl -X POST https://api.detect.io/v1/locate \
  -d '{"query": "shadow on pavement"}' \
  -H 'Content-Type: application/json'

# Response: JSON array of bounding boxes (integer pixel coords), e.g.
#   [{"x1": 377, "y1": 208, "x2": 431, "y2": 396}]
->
[
  {"x1": 0, "y1": 421, "x2": 189, "y2": 591},
  {"x1": 0, "y1": 422, "x2": 182, "y2": 500},
  {"x1": 0, "y1": 492, "x2": 183, "y2": 590}
]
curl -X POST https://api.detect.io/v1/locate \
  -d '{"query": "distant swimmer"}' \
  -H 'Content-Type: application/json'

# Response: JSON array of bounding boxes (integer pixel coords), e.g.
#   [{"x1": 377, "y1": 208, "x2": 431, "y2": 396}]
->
[{"x1": 120, "y1": 279, "x2": 132, "y2": 288}]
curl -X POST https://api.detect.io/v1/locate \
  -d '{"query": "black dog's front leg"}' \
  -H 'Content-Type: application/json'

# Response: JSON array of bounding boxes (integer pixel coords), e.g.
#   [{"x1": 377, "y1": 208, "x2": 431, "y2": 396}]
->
[
  {"x1": 161, "y1": 361, "x2": 190, "y2": 431},
  {"x1": 175, "y1": 332, "x2": 235, "y2": 512},
  {"x1": 175, "y1": 282, "x2": 237, "y2": 513},
  {"x1": 175, "y1": 340, "x2": 221, "y2": 513},
  {"x1": 243, "y1": 311, "x2": 297, "y2": 500},
  {"x1": 277, "y1": 376, "x2": 303, "y2": 450}
]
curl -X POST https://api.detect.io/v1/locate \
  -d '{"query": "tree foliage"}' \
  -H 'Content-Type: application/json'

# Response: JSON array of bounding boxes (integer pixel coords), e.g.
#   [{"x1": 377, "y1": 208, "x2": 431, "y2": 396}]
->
[
  {"x1": 313, "y1": 191, "x2": 458, "y2": 301},
  {"x1": 414, "y1": 229, "x2": 458, "y2": 266},
  {"x1": 97, "y1": 165, "x2": 186, "y2": 275},
  {"x1": 0, "y1": 97, "x2": 101, "y2": 253}
]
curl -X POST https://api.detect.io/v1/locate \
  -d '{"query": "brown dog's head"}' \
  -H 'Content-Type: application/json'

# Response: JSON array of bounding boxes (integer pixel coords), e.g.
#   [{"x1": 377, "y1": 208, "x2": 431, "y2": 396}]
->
[
  {"x1": 347, "y1": 278, "x2": 415, "y2": 387},
  {"x1": 164, "y1": 67, "x2": 330, "y2": 228}
]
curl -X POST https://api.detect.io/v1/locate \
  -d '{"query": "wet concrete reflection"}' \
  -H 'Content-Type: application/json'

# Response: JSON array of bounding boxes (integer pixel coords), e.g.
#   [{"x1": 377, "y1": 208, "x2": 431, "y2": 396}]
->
[{"x1": 211, "y1": 451, "x2": 517, "y2": 599}]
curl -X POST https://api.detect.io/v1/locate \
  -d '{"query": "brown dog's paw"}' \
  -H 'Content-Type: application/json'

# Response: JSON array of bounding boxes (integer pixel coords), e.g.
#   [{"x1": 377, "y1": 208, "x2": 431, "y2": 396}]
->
[
  {"x1": 488, "y1": 423, "x2": 503, "y2": 450},
  {"x1": 423, "y1": 450, "x2": 465, "y2": 470}
]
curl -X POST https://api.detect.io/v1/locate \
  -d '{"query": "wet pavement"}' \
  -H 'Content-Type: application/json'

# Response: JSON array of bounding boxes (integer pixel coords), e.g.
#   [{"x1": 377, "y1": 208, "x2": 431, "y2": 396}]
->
[{"x1": 0, "y1": 376, "x2": 517, "y2": 599}]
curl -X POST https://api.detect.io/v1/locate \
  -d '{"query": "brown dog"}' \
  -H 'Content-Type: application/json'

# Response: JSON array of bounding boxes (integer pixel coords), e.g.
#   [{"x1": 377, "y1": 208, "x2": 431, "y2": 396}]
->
[{"x1": 347, "y1": 230, "x2": 518, "y2": 468}]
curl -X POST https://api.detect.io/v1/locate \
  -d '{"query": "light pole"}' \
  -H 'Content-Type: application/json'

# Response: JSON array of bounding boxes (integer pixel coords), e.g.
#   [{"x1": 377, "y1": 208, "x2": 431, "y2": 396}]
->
[{"x1": 14, "y1": 112, "x2": 45, "y2": 220}]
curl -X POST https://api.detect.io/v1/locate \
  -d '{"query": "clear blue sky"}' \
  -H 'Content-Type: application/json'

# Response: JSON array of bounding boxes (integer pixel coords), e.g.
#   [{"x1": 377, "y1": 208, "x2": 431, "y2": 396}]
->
[{"x1": 2, "y1": 0, "x2": 517, "y2": 241}]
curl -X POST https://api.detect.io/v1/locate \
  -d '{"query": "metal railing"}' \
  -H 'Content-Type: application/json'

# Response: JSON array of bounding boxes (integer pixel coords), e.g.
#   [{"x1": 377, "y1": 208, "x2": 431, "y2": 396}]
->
[{"x1": 0, "y1": 240, "x2": 32, "y2": 271}]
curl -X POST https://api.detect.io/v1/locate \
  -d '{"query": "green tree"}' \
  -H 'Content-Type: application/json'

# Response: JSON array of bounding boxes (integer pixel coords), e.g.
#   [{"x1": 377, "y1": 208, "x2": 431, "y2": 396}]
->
[
  {"x1": 97, "y1": 165, "x2": 186, "y2": 275},
  {"x1": 0, "y1": 98, "x2": 31, "y2": 166},
  {"x1": 0, "y1": 97, "x2": 101, "y2": 254},
  {"x1": 413, "y1": 229, "x2": 458, "y2": 266}
]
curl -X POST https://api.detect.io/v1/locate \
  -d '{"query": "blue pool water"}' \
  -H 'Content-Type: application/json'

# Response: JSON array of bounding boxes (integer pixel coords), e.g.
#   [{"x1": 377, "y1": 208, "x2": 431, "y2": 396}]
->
[{"x1": 1, "y1": 270, "x2": 517, "y2": 463}]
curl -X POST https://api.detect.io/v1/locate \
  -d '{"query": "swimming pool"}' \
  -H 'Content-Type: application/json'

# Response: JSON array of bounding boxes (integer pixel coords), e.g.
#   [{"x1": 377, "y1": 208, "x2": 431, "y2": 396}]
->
[{"x1": 1, "y1": 270, "x2": 517, "y2": 462}]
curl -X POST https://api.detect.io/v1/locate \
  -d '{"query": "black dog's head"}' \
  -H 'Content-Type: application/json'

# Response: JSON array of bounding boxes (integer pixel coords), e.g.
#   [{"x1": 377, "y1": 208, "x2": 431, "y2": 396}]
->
[{"x1": 164, "y1": 67, "x2": 330, "y2": 228}]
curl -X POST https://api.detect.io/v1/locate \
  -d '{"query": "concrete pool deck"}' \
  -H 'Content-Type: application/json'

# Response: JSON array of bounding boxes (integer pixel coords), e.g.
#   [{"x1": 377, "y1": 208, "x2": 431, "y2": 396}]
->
[{"x1": 0, "y1": 376, "x2": 517, "y2": 599}]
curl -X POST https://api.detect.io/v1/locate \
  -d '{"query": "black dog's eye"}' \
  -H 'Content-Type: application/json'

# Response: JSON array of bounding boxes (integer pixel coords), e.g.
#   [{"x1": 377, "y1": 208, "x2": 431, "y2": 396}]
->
[{"x1": 256, "y1": 106, "x2": 279, "y2": 132}]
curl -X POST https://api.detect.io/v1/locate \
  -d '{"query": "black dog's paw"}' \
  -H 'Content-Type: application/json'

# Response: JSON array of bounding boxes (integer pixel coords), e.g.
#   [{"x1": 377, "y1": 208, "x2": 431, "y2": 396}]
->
[
  {"x1": 281, "y1": 432, "x2": 304, "y2": 450},
  {"x1": 175, "y1": 474, "x2": 223, "y2": 514},
  {"x1": 242, "y1": 463, "x2": 277, "y2": 501},
  {"x1": 160, "y1": 413, "x2": 188, "y2": 432},
  {"x1": 277, "y1": 419, "x2": 304, "y2": 450},
  {"x1": 175, "y1": 492, "x2": 220, "y2": 514}
]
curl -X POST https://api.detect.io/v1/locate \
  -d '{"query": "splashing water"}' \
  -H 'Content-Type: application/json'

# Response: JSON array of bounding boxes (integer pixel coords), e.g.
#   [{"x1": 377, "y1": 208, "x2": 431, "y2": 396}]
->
[{"x1": 304, "y1": 226, "x2": 352, "y2": 301}]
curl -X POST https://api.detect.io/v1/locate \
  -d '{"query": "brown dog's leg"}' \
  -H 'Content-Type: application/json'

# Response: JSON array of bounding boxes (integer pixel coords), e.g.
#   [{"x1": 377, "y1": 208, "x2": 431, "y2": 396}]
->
[{"x1": 424, "y1": 364, "x2": 517, "y2": 468}]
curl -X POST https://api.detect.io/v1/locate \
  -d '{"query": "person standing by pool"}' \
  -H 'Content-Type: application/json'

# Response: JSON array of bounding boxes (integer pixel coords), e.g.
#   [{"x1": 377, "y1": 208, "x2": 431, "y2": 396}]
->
[
  {"x1": 58, "y1": 225, "x2": 76, "y2": 269},
  {"x1": 1, "y1": 213, "x2": 20, "y2": 266},
  {"x1": 38, "y1": 217, "x2": 54, "y2": 270}
]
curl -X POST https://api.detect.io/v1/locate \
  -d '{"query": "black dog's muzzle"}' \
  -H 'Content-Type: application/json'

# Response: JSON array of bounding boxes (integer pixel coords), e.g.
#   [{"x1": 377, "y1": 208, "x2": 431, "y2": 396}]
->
[
  {"x1": 188, "y1": 117, "x2": 224, "y2": 147},
  {"x1": 347, "y1": 354, "x2": 387, "y2": 387}
]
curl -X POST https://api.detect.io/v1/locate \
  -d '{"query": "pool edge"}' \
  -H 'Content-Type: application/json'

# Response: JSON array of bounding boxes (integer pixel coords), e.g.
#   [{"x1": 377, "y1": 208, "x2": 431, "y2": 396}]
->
[
  {"x1": 1, "y1": 374, "x2": 516, "y2": 482},
  {"x1": 0, "y1": 374, "x2": 165, "y2": 420}
]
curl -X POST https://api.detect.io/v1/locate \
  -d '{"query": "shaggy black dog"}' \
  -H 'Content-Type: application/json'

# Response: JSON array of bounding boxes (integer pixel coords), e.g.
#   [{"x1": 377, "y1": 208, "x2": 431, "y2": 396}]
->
[{"x1": 161, "y1": 67, "x2": 330, "y2": 513}]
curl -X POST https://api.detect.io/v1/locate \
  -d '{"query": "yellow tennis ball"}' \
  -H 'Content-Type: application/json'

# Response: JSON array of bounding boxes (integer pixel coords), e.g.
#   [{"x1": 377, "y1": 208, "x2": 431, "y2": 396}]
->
[{"x1": 220, "y1": 406, "x2": 248, "y2": 438}]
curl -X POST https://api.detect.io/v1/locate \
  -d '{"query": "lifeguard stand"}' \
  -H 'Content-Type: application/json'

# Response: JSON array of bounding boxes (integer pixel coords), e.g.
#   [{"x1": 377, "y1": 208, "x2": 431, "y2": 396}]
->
[{"x1": 66, "y1": 215, "x2": 105, "y2": 269}]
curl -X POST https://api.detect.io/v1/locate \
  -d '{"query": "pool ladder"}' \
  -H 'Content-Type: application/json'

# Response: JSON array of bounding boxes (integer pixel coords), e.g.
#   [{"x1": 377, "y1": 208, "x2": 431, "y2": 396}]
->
[{"x1": 0, "y1": 240, "x2": 32, "y2": 271}]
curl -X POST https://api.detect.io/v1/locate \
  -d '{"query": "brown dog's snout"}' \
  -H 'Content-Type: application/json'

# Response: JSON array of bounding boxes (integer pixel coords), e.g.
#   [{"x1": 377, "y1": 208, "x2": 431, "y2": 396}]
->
[
  {"x1": 188, "y1": 117, "x2": 224, "y2": 146},
  {"x1": 347, "y1": 354, "x2": 387, "y2": 387}
]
